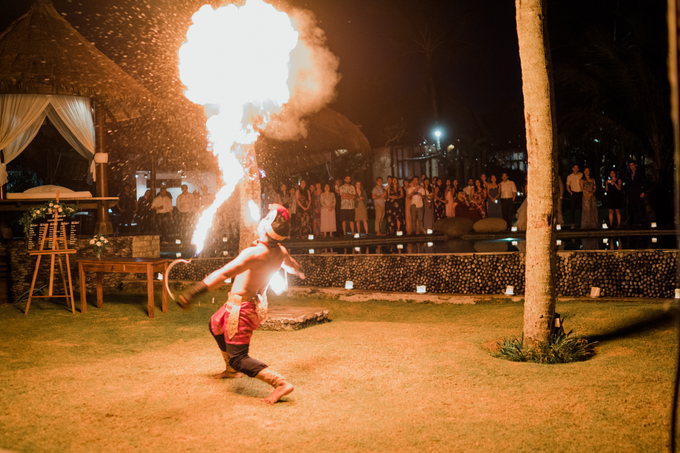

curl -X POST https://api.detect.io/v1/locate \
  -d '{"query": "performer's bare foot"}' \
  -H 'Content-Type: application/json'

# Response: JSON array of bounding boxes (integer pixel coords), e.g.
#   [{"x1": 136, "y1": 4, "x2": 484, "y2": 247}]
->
[
  {"x1": 260, "y1": 382, "x2": 294, "y2": 404},
  {"x1": 212, "y1": 369, "x2": 241, "y2": 379}
]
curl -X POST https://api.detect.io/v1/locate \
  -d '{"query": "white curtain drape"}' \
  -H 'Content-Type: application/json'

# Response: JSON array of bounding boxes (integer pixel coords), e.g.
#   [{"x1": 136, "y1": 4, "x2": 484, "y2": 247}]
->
[
  {"x1": 0, "y1": 94, "x2": 97, "y2": 186},
  {"x1": 0, "y1": 95, "x2": 52, "y2": 185},
  {"x1": 0, "y1": 111, "x2": 47, "y2": 185},
  {"x1": 46, "y1": 96, "x2": 96, "y2": 182}
]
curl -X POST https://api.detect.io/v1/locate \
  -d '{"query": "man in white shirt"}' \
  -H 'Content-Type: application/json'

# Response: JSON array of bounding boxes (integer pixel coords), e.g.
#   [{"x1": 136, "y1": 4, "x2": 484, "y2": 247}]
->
[
  {"x1": 499, "y1": 173, "x2": 517, "y2": 230},
  {"x1": 371, "y1": 177, "x2": 386, "y2": 236},
  {"x1": 176, "y1": 184, "x2": 195, "y2": 242},
  {"x1": 337, "y1": 175, "x2": 356, "y2": 236},
  {"x1": 463, "y1": 178, "x2": 474, "y2": 201},
  {"x1": 566, "y1": 164, "x2": 583, "y2": 229},
  {"x1": 152, "y1": 187, "x2": 173, "y2": 244},
  {"x1": 407, "y1": 176, "x2": 426, "y2": 235}
]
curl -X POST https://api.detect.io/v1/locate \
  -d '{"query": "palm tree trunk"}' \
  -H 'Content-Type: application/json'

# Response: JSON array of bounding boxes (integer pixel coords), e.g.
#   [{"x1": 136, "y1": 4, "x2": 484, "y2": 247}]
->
[{"x1": 516, "y1": 0, "x2": 558, "y2": 344}]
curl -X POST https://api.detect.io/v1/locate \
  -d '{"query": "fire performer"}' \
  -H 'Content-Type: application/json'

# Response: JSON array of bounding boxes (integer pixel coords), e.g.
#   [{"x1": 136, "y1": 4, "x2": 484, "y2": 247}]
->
[{"x1": 177, "y1": 204, "x2": 304, "y2": 404}]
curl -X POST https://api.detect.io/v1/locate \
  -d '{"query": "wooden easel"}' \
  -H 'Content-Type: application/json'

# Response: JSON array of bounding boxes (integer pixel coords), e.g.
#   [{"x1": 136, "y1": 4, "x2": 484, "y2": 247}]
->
[{"x1": 25, "y1": 192, "x2": 76, "y2": 314}]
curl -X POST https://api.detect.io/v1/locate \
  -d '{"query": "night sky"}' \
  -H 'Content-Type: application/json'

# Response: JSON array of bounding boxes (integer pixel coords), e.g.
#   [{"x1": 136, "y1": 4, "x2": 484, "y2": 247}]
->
[
  {"x1": 0, "y1": 0, "x2": 525, "y2": 147},
  {"x1": 0, "y1": 0, "x2": 668, "y2": 151}
]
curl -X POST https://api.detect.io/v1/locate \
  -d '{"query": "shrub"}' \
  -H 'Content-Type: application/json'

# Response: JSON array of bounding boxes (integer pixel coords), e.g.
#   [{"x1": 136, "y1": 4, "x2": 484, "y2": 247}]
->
[{"x1": 492, "y1": 329, "x2": 596, "y2": 364}]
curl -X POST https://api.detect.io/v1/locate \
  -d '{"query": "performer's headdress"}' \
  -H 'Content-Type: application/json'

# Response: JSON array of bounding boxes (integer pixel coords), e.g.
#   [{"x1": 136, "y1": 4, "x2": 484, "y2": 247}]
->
[{"x1": 260, "y1": 203, "x2": 290, "y2": 243}]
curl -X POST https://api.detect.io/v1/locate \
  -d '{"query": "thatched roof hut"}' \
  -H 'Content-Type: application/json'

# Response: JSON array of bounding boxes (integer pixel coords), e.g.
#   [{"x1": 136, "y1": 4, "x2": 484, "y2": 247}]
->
[
  {"x1": 256, "y1": 107, "x2": 371, "y2": 174},
  {"x1": 0, "y1": 0, "x2": 155, "y2": 120}
]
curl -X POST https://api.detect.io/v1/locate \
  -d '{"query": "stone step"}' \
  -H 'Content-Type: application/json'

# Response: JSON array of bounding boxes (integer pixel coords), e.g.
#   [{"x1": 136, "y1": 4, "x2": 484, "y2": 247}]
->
[{"x1": 260, "y1": 306, "x2": 330, "y2": 331}]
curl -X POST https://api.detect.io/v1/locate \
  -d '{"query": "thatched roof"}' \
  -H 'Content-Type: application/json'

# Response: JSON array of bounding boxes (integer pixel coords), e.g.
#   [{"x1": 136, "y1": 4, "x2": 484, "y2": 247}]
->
[
  {"x1": 256, "y1": 108, "x2": 371, "y2": 174},
  {"x1": 0, "y1": 0, "x2": 155, "y2": 118}
]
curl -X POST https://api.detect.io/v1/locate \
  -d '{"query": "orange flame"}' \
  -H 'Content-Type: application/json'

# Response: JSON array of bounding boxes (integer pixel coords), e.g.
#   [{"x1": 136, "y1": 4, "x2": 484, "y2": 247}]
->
[{"x1": 179, "y1": 0, "x2": 299, "y2": 254}]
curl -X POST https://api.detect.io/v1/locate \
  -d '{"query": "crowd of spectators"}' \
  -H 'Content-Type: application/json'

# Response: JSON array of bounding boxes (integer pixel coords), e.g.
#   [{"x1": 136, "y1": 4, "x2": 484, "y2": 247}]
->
[
  {"x1": 272, "y1": 172, "x2": 523, "y2": 238},
  {"x1": 111, "y1": 161, "x2": 649, "y2": 244},
  {"x1": 113, "y1": 183, "x2": 215, "y2": 244},
  {"x1": 561, "y1": 162, "x2": 647, "y2": 229}
]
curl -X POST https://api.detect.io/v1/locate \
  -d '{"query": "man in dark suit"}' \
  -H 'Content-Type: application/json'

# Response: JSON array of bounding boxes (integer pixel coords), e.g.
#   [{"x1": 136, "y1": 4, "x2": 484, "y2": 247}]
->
[{"x1": 626, "y1": 162, "x2": 646, "y2": 226}]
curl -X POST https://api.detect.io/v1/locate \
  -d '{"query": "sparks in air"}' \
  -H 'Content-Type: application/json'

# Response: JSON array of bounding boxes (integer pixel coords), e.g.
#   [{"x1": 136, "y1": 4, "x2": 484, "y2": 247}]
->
[{"x1": 178, "y1": 0, "x2": 299, "y2": 254}]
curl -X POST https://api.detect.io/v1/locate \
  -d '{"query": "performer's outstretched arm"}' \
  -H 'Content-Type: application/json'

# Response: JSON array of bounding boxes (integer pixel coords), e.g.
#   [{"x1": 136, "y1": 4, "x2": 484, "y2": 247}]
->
[
  {"x1": 280, "y1": 249, "x2": 305, "y2": 279},
  {"x1": 178, "y1": 249, "x2": 257, "y2": 308}
]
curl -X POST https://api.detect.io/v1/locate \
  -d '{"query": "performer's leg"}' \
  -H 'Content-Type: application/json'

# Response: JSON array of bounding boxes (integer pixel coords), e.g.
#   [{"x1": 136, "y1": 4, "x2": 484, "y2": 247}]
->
[
  {"x1": 208, "y1": 322, "x2": 241, "y2": 379},
  {"x1": 226, "y1": 344, "x2": 294, "y2": 404}
]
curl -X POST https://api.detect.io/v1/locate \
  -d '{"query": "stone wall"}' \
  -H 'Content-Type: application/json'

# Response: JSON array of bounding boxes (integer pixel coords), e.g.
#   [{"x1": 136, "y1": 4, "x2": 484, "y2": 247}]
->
[
  {"x1": 169, "y1": 250, "x2": 677, "y2": 298},
  {"x1": 5, "y1": 242, "x2": 676, "y2": 301},
  {"x1": 168, "y1": 257, "x2": 231, "y2": 281},
  {"x1": 6, "y1": 235, "x2": 159, "y2": 302},
  {"x1": 132, "y1": 235, "x2": 161, "y2": 258}
]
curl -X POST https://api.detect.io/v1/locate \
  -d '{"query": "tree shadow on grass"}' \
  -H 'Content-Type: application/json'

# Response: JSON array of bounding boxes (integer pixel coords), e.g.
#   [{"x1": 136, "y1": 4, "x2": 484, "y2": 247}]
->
[{"x1": 586, "y1": 308, "x2": 677, "y2": 344}]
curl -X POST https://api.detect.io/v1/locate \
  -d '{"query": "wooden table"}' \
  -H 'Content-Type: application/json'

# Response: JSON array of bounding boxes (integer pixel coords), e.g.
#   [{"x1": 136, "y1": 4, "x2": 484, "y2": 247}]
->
[{"x1": 77, "y1": 257, "x2": 168, "y2": 317}]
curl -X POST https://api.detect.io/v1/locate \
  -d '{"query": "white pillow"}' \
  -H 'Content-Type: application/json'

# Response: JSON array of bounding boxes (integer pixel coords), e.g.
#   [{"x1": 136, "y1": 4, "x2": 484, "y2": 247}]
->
[{"x1": 24, "y1": 185, "x2": 75, "y2": 194}]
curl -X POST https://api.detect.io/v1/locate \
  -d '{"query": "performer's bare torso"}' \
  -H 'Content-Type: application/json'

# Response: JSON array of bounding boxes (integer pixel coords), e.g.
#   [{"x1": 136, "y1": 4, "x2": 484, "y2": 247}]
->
[{"x1": 204, "y1": 240, "x2": 296, "y2": 300}]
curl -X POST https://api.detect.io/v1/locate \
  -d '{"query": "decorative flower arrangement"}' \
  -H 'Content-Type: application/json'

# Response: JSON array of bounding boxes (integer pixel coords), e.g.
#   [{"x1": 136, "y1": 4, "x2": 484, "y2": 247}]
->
[
  {"x1": 19, "y1": 200, "x2": 78, "y2": 238},
  {"x1": 90, "y1": 234, "x2": 109, "y2": 259}
]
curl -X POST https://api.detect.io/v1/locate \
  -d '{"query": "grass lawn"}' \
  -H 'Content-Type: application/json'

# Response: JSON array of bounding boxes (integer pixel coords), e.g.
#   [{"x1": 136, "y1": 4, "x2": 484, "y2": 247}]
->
[{"x1": 0, "y1": 293, "x2": 676, "y2": 452}]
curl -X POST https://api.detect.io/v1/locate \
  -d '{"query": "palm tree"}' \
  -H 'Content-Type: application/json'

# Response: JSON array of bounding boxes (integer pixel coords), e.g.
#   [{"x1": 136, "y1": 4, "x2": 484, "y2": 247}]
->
[{"x1": 516, "y1": 0, "x2": 558, "y2": 345}]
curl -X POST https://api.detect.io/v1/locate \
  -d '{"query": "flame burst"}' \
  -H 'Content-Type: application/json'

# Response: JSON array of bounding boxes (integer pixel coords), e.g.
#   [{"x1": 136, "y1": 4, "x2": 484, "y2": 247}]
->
[{"x1": 179, "y1": 0, "x2": 299, "y2": 254}]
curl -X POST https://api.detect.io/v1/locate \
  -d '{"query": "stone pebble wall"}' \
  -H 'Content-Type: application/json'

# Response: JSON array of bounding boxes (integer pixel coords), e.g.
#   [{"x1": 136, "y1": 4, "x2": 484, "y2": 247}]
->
[
  {"x1": 168, "y1": 258, "x2": 232, "y2": 281},
  {"x1": 5, "y1": 236, "x2": 159, "y2": 302},
  {"x1": 165, "y1": 250, "x2": 677, "y2": 298}
]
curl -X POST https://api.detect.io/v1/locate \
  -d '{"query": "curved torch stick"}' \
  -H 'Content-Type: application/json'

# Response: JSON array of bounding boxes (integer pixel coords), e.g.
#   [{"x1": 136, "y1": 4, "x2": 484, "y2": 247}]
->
[{"x1": 165, "y1": 258, "x2": 192, "y2": 301}]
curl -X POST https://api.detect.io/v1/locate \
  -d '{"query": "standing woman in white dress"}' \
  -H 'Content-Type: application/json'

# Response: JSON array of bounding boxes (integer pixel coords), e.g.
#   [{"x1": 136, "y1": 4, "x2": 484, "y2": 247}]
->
[
  {"x1": 320, "y1": 183, "x2": 336, "y2": 237},
  {"x1": 445, "y1": 183, "x2": 455, "y2": 217}
]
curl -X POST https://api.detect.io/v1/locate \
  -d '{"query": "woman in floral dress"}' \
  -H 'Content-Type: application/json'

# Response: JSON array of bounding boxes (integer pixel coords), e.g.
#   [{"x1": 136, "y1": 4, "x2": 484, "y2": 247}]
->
[
  {"x1": 471, "y1": 179, "x2": 487, "y2": 218},
  {"x1": 385, "y1": 177, "x2": 404, "y2": 234},
  {"x1": 296, "y1": 180, "x2": 312, "y2": 236}
]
